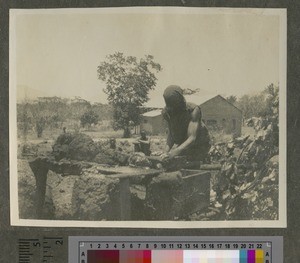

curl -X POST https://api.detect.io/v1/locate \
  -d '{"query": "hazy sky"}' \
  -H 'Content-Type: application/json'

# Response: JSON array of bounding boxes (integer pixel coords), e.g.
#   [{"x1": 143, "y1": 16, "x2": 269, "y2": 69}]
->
[{"x1": 13, "y1": 8, "x2": 281, "y2": 106}]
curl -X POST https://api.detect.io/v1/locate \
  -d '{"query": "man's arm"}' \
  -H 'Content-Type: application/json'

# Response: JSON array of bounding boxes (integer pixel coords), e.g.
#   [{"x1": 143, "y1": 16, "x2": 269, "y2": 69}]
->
[
  {"x1": 162, "y1": 108, "x2": 174, "y2": 152},
  {"x1": 166, "y1": 130, "x2": 175, "y2": 152},
  {"x1": 139, "y1": 138, "x2": 150, "y2": 144},
  {"x1": 168, "y1": 107, "x2": 201, "y2": 158}
]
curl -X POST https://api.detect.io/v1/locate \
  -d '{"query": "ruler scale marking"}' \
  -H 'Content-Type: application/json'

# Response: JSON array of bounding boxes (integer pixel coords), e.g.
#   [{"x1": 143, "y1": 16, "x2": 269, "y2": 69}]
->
[{"x1": 15, "y1": 236, "x2": 280, "y2": 262}]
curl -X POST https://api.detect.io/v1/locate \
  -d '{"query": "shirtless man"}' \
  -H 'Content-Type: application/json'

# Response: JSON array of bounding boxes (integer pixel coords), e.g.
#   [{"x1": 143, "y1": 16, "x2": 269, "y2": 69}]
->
[
  {"x1": 162, "y1": 85, "x2": 210, "y2": 165},
  {"x1": 133, "y1": 130, "x2": 151, "y2": 156}
]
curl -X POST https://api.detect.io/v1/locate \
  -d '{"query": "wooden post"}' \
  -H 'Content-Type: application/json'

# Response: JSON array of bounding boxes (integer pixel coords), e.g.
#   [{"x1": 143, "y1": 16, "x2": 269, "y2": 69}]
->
[
  {"x1": 119, "y1": 178, "x2": 131, "y2": 220},
  {"x1": 29, "y1": 157, "x2": 49, "y2": 219}
]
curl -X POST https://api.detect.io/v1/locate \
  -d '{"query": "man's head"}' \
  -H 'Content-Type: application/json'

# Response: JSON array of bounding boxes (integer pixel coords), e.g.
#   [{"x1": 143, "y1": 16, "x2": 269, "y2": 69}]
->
[
  {"x1": 109, "y1": 138, "x2": 116, "y2": 149},
  {"x1": 163, "y1": 85, "x2": 186, "y2": 114}
]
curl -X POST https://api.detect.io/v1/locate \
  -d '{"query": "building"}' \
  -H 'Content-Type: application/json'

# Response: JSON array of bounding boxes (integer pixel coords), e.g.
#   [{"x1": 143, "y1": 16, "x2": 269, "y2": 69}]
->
[
  {"x1": 197, "y1": 95, "x2": 242, "y2": 136},
  {"x1": 140, "y1": 110, "x2": 168, "y2": 135},
  {"x1": 184, "y1": 94, "x2": 242, "y2": 136},
  {"x1": 141, "y1": 94, "x2": 242, "y2": 136}
]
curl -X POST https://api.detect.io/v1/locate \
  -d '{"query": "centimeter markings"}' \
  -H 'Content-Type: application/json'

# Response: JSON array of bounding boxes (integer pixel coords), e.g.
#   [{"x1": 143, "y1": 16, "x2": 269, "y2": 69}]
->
[
  {"x1": 17, "y1": 237, "x2": 275, "y2": 262},
  {"x1": 70, "y1": 236, "x2": 280, "y2": 263},
  {"x1": 18, "y1": 239, "x2": 39, "y2": 263},
  {"x1": 78, "y1": 241, "x2": 272, "y2": 263},
  {"x1": 18, "y1": 237, "x2": 64, "y2": 263},
  {"x1": 43, "y1": 237, "x2": 64, "y2": 263},
  {"x1": 83, "y1": 241, "x2": 270, "y2": 249}
]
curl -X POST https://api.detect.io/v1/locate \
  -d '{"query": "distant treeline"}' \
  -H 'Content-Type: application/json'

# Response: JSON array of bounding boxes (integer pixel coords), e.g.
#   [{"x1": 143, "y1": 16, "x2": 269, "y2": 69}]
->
[
  {"x1": 226, "y1": 84, "x2": 279, "y2": 120},
  {"x1": 17, "y1": 96, "x2": 113, "y2": 136}
]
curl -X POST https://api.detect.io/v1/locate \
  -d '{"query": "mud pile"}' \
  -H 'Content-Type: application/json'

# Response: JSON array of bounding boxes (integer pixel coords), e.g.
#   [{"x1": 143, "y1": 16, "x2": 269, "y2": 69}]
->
[
  {"x1": 52, "y1": 133, "x2": 99, "y2": 161},
  {"x1": 18, "y1": 159, "x2": 55, "y2": 219},
  {"x1": 21, "y1": 133, "x2": 211, "y2": 221},
  {"x1": 71, "y1": 174, "x2": 121, "y2": 220},
  {"x1": 52, "y1": 133, "x2": 129, "y2": 166}
]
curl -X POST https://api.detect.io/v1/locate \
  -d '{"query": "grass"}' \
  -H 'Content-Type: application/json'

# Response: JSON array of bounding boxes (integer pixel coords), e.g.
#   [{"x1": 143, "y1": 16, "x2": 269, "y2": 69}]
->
[{"x1": 17, "y1": 125, "x2": 256, "y2": 152}]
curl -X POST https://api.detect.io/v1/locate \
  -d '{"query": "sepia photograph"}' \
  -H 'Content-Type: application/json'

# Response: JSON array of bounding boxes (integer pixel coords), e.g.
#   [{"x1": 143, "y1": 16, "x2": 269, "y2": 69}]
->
[{"x1": 9, "y1": 7, "x2": 286, "y2": 228}]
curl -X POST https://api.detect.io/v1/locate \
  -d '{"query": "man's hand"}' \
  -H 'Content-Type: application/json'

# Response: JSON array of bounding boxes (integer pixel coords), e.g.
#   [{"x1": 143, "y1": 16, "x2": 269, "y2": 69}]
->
[
  {"x1": 168, "y1": 149, "x2": 178, "y2": 159},
  {"x1": 166, "y1": 143, "x2": 178, "y2": 153},
  {"x1": 161, "y1": 149, "x2": 178, "y2": 162},
  {"x1": 160, "y1": 153, "x2": 169, "y2": 160}
]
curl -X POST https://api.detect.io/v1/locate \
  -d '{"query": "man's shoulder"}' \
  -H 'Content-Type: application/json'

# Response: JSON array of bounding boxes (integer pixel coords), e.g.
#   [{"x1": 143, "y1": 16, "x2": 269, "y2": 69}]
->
[
  {"x1": 186, "y1": 102, "x2": 200, "y2": 112},
  {"x1": 186, "y1": 103, "x2": 202, "y2": 121}
]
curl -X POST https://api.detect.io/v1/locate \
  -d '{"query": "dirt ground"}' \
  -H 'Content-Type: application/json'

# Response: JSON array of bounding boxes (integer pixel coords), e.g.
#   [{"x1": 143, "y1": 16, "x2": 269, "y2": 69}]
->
[
  {"x1": 18, "y1": 157, "x2": 82, "y2": 220},
  {"x1": 16, "y1": 125, "x2": 256, "y2": 220},
  {"x1": 16, "y1": 130, "x2": 168, "y2": 220},
  {"x1": 17, "y1": 124, "x2": 254, "y2": 154}
]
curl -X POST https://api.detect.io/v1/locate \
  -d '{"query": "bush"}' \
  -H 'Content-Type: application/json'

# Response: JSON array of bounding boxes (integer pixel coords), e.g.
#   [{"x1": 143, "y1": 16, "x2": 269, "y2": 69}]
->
[{"x1": 80, "y1": 110, "x2": 99, "y2": 129}]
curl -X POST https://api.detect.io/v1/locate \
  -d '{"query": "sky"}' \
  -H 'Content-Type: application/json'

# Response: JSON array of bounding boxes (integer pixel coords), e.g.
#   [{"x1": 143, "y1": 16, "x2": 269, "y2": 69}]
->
[{"x1": 12, "y1": 8, "x2": 282, "y2": 107}]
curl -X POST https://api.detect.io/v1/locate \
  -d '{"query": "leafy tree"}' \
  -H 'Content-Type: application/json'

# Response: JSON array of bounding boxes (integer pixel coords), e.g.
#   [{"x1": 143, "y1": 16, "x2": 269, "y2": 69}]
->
[
  {"x1": 36, "y1": 117, "x2": 46, "y2": 138},
  {"x1": 262, "y1": 83, "x2": 279, "y2": 147},
  {"x1": 18, "y1": 96, "x2": 71, "y2": 138},
  {"x1": 91, "y1": 102, "x2": 113, "y2": 121},
  {"x1": 17, "y1": 102, "x2": 34, "y2": 136},
  {"x1": 33, "y1": 97, "x2": 68, "y2": 137},
  {"x1": 226, "y1": 95, "x2": 237, "y2": 105},
  {"x1": 80, "y1": 110, "x2": 99, "y2": 129},
  {"x1": 236, "y1": 94, "x2": 266, "y2": 119},
  {"x1": 69, "y1": 97, "x2": 92, "y2": 120},
  {"x1": 97, "y1": 52, "x2": 162, "y2": 137},
  {"x1": 236, "y1": 83, "x2": 279, "y2": 120},
  {"x1": 263, "y1": 83, "x2": 279, "y2": 118},
  {"x1": 200, "y1": 84, "x2": 280, "y2": 221}
]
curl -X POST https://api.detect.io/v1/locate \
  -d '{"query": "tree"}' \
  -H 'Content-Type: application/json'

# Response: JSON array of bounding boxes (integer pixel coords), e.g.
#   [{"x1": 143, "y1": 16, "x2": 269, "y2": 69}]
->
[
  {"x1": 226, "y1": 95, "x2": 237, "y2": 105},
  {"x1": 236, "y1": 94, "x2": 266, "y2": 119},
  {"x1": 262, "y1": 83, "x2": 279, "y2": 118},
  {"x1": 91, "y1": 102, "x2": 113, "y2": 121},
  {"x1": 236, "y1": 83, "x2": 279, "y2": 120},
  {"x1": 262, "y1": 83, "x2": 279, "y2": 147},
  {"x1": 97, "y1": 52, "x2": 162, "y2": 137},
  {"x1": 69, "y1": 97, "x2": 92, "y2": 120},
  {"x1": 32, "y1": 97, "x2": 69, "y2": 137},
  {"x1": 36, "y1": 117, "x2": 46, "y2": 138},
  {"x1": 17, "y1": 102, "x2": 34, "y2": 138},
  {"x1": 80, "y1": 110, "x2": 99, "y2": 129}
]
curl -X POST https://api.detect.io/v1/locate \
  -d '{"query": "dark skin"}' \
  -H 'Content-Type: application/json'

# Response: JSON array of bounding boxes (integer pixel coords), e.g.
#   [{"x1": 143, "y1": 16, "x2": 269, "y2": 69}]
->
[
  {"x1": 165, "y1": 106, "x2": 201, "y2": 159},
  {"x1": 138, "y1": 137, "x2": 150, "y2": 145},
  {"x1": 135, "y1": 132, "x2": 150, "y2": 145}
]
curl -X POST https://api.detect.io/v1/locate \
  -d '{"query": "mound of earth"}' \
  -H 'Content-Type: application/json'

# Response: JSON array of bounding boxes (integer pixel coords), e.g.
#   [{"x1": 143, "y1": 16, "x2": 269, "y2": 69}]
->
[
  {"x1": 52, "y1": 133, "x2": 99, "y2": 161},
  {"x1": 71, "y1": 174, "x2": 121, "y2": 220},
  {"x1": 93, "y1": 149, "x2": 129, "y2": 166},
  {"x1": 128, "y1": 152, "x2": 151, "y2": 167},
  {"x1": 18, "y1": 159, "x2": 55, "y2": 219}
]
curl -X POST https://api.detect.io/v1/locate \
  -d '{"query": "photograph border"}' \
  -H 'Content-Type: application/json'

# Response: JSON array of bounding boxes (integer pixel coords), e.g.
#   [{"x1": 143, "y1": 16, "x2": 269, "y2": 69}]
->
[{"x1": 9, "y1": 6, "x2": 287, "y2": 228}]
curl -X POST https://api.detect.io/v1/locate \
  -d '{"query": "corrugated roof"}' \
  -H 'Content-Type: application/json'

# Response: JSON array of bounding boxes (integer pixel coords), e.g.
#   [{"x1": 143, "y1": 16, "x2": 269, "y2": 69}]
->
[{"x1": 142, "y1": 109, "x2": 162, "y2": 117}]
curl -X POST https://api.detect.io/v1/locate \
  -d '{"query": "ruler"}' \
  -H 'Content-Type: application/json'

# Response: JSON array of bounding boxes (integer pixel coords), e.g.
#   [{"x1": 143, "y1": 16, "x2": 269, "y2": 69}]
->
[
  {"x1": 69, "y1": 236, "x2": 282, "y2": 263},
  {"x1": 18, "y1": 237, "x2": 64, "y2": 263},
  {"x1": 16, "y1": 236, "x2": 282, "y2": 262}
]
